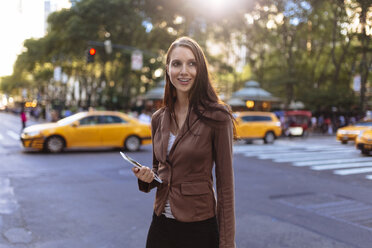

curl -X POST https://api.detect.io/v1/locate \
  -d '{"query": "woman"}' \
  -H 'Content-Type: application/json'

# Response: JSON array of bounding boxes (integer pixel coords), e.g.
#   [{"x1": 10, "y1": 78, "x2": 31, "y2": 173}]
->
[
  {"x1": 20, "y1": 107, "x2": 27, "y2": 129},
  {"x1": 132, "y1": 36, "x2": 236, "y2": 248}
]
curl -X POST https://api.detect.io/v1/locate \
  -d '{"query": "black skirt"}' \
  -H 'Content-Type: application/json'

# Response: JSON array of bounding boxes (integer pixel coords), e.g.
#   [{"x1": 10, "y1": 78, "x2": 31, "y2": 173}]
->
[{"x1": 146, "y1": 212, "x2": 219, "y2": 248}]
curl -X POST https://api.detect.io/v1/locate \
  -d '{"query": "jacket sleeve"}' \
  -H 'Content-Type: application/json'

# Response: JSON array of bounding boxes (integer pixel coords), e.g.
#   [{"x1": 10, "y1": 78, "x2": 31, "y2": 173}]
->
[
  {"x1": 138, "y1": 112, "x2": 161, "y2": 193},
  {"x1": 213, "y1": 117, "x2": 236, "y2": 248}
]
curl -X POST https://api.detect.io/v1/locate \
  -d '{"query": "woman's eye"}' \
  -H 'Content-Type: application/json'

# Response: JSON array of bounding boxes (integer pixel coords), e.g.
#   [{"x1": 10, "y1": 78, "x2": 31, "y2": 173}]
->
[
  {"x1": 189, "y1": 62, "x2": 196, "y2": 66},
  {"x1": 172, "y1": 61, "x2": 180, "y2": 66}
]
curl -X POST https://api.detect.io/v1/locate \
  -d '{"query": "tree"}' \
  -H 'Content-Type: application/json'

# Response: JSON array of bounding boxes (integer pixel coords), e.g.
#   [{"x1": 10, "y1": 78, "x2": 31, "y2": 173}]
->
[{"x1": 6, "y1": 0, "x2": 371, "y2": 114}]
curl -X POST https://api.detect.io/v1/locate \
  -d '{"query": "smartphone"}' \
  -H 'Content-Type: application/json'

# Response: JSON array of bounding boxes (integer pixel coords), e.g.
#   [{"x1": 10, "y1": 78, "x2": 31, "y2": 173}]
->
[{"x1": 119, "y1": 152, "x2": 162, "y2": 183}]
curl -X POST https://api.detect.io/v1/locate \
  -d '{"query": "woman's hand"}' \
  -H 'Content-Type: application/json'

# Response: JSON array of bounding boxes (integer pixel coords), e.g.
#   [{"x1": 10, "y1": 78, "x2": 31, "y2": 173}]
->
[{"x1": 131, "y1": 166, "x2": 155, "y2": 183}]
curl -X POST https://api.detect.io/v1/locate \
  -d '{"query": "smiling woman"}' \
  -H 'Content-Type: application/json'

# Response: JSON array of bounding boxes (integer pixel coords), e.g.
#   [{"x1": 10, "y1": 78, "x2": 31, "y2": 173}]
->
[{"x1": 132, "y1": 37, "x2": 236, "y2": 248}]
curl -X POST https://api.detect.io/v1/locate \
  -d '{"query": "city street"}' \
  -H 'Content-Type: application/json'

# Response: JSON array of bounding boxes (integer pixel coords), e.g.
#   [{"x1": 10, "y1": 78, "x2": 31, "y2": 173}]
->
[{"x1": 1, "y1": 112, "x2": 372, "y2": 248}]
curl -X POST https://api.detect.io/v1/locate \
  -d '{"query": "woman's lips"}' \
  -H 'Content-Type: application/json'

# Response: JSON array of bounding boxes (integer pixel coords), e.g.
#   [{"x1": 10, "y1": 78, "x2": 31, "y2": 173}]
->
[{"x1": 178, "y1": 79, "x2": 191, "y2": 85}]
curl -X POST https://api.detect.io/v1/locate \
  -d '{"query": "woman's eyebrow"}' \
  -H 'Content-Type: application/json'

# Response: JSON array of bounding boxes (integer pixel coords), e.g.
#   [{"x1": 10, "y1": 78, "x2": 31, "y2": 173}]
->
[{"x1": 171, "y1": 58, "x2": 196, "y2": 62}]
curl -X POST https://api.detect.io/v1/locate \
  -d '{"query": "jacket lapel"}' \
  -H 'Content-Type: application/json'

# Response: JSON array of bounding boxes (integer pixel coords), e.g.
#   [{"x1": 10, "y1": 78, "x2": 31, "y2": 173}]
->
[
  {"x1": 168, "y1": 107, "x2": 200, "y2": 160},
  {"x1": 160, "y1": 108, "x2": 171, "y2": 162}
]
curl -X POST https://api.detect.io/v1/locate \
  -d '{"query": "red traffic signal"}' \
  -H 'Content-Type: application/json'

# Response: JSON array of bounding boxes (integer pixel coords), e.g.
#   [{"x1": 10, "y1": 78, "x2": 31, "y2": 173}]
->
[
  {"x1": 86, "y1": 48, "x2": 96, "y2": 63},
  {"x1": 89, "y1": 48, "x2": 96, "y2": 56}
]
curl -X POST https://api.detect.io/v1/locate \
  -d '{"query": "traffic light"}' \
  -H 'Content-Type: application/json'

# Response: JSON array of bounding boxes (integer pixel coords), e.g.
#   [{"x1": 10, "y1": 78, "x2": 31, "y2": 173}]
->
[{"x1": 86, "y1": 48, "x2": 96, "y2": 63}]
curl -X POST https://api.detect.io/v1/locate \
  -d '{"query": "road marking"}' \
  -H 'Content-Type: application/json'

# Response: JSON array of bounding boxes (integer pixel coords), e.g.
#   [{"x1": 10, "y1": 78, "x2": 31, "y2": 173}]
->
[
  {"x1": 294, "y1": 157, "x2": 372, "y2": 167},
  {"x1": 234, "y1": 146, "x2": 290, "y2": 153},
  {"x1": 258, "y1": 149, "x2": 354, "y2": 159},
  {"x1": 334, "y1": 167, "x2": 372, "y2": 175},
  {"x1": 304, "y1": 146, "x2": 352, "y2": 151},
  {"x1": 242, "y1": 150, "x2": 303, "y2": 157},
  {"x1": 273, "y1": 154, "x2": 358, "y2": 163},
  {"x1": 312, "y1": 162, "x2": 372, "y2": 171},
  {"x1": 366, "y1": 175, "x2": 372, "y2": 180},
  {"x1": 241, "y1": 148, "x2": 304, "y2": 155},
  {"x1": 235, "y1": 142, "x2": 372, "y2": 180},
  {"x1": 6, "y1": 130, "x2": 20, "y2": 140},
  {"x1": 0, "y1": 178, "x2": 19, "y2": 214}
]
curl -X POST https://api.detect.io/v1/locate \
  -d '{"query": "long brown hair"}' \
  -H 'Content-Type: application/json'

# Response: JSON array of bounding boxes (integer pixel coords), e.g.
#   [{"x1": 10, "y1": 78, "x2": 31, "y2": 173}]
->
[{"x1": 163, "y1": 36, "x2": 235, "y2": 130}]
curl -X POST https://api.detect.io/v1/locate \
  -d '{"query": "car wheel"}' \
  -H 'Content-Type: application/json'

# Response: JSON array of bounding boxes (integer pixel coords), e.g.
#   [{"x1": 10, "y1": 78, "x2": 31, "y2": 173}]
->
[
  {"x1": 341, "y1": 140, "x2": 348, "y2": 144},
  {"x1": 361, "y1": 149, "x2": 370, "y2": 155},
  {"x1": 45, "y1": 136, "x2": 65, "y2": 153},
  {"x1": 125, "y1": 135, "x2": 141, "y2": 152},
  {"x1": 264, "y1": 132, "x2": 275, "y2": 144}
]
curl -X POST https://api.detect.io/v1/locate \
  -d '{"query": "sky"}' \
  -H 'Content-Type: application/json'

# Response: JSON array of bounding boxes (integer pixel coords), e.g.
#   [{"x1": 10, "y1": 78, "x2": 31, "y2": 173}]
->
[{"x1": 0, "y1": 0, "x2": 71, "y2": 77}]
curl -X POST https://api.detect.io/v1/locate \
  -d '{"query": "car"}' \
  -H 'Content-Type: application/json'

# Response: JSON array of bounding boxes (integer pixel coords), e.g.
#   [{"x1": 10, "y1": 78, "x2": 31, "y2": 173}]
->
[
  {"x1": 284, "y1": 110, "x2": 312, "y2": 136},
  {"x1": 355, "y1": 129, "x2": 372, "y2": 155},
  {"x1": 234, "y1": 111, "x2": 282, "y2": 144},
  {"x1": 336, "y1": 121, "x2": 372, "y2": 144},
  {"x1": 21, "y1": 110, "x2": 152, "y2": 153}
]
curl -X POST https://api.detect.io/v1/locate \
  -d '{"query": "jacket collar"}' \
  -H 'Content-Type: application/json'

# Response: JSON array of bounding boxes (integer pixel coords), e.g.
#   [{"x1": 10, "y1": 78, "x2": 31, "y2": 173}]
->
[{"x1": 160, "y1": 107, "x2": 200, "y2": 161}]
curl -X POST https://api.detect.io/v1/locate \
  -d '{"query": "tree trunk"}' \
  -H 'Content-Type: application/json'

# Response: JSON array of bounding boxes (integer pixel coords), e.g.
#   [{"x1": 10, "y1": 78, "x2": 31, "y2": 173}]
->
[{"x1": 358, "y1": 0, "x2": 370, "y2": 114}]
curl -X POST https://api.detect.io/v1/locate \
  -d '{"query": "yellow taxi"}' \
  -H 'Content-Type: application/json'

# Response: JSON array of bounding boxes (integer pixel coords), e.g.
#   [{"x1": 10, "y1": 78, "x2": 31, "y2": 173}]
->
[
  {"x1": 234, "y1": 111, "x2": 282, "y2": 144},
  {"x1": 355, "y1": 130, "x2": 372, "y2": 155},
  {"x1": 21, "y1": 111, "x2": 151, "y2": 153},
  {"x1": 336, "y1": 121, "x2": 372, "y2": 144}
]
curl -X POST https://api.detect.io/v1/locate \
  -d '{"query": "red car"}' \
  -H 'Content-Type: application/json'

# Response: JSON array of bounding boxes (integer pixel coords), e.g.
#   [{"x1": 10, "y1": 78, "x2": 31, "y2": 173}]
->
[{"x1": 284, "y1": 110, "x2": 312, "y2": 136}]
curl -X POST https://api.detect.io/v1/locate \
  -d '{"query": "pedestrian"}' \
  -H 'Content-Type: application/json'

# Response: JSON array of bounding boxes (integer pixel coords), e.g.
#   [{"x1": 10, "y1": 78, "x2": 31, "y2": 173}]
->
[
  {"x1": 20, "y1": 107, "x2": 27, "y2": 129},
  {"x1": 138, "y1": 109, "x2": 151, "y2": 124},
  {"x1": 131, "y1": 36, "x2": 236, "y2": 248}
]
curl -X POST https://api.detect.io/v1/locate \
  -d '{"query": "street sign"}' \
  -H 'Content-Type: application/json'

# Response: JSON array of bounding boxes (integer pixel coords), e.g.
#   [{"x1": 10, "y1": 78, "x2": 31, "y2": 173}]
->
[
  {"x1": 353, "y1": 74, "x2": 361, "y2": 92},
  {"x1": 104, "y1": 40, "x2": 112, "y2": 54},
  {"x1": 53, "y1": 66, "x2": 62, "y2": 82},
  {"x1": 131, "y1": 50, "x2": 143, "y2": 71}
]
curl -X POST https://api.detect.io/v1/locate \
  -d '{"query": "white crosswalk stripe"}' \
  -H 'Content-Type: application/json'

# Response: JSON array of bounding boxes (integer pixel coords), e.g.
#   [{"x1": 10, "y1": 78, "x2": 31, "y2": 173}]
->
[
  {"x1": 258, "y1": 149, "x2": 353, "y2": 159},
  {"x1": 304, "y1": 146, "x2": 353, "y2": 151},
  {"x1": 334, "y1": 167, "x2": 372, "y2": 175},
  {"x1": 312, "y1": 162, "x2": 372, "y2": 171},
  {"x1": 294, "y1": 157, "x2": 372, "y2": 167},
  {"x1": 274, "y1": 154, "x2": 357, "y2": 163},
  {"x1": 234, "y1": 142, "x2": 372, "y2": 181},
  {"x1": 6, "y1": 130, "x2": 20, "y2": 140}
]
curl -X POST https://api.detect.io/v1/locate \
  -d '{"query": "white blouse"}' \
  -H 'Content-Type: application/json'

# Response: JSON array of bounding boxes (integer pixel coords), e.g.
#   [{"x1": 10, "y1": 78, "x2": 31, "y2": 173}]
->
[{"x1": 163, "y1": 132, "x2": 176, "y2": 219}]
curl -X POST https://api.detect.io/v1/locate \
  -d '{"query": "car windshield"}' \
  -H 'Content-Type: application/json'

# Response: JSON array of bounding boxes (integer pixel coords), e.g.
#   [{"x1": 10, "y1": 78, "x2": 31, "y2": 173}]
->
[
  {"x1": 354, "y1": 122, "x2": 372, "y2": 127},
  {"x1": 57, "y1": 113, "x2": 87, "y2": 125},
  {"x1": 287, "y1": 115, "x2": 309, "y2": 125}
]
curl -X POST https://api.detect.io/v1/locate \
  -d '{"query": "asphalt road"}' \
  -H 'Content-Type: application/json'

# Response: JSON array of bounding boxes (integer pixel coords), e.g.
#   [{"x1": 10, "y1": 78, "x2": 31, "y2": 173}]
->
[{"x1": 1, "y1": 112, "x2": 372, "y2": 248}]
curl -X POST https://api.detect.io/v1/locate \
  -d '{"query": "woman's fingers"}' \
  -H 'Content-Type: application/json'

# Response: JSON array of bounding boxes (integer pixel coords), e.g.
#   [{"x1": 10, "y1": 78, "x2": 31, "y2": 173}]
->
[
  {"x1": 141, "y1": 167, "x2": 155, "y2": 183},
  {"x1": 132, "y1": 166, "x2": 154, "y2": 183}
]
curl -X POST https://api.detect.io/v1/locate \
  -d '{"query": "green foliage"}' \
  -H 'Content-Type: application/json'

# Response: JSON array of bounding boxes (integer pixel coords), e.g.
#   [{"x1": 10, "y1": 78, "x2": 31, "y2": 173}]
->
[
  {"x1": 0, "y1": 75, "x2": 30, "y2": 95},
  {"x1": 4, "y1": 0, "x2": 371, "y2": 113}
]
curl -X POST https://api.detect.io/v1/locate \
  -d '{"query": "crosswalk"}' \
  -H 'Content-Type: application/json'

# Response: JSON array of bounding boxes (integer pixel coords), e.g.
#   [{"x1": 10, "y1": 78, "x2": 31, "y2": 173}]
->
[
  {"x1": 6, "y1": 130, "x2": 20, "y2": 140},
  {"x1": 234, "y1": 141, "x2": 372, "y2": 181},
  {"x1": 0, "y1": 129, "x2": 21, "y2": 149}
]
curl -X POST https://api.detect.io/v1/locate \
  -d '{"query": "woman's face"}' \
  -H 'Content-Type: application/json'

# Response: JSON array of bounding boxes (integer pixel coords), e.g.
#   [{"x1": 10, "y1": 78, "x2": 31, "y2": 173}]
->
[{"x1": 167, "y1": 46, "x2": 197, "y2": 97}]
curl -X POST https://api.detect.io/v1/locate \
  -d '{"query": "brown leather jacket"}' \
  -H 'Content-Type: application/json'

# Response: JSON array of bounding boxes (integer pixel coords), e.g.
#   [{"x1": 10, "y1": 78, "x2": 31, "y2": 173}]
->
[{"x1": 138, "y1": 105, "x2": 235, "y2": 248}]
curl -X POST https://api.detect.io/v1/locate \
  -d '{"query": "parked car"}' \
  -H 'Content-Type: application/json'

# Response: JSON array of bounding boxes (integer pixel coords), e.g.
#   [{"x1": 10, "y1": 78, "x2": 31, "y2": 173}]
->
[
  {"x1": 355, "y1": 130, "x2": 372, "y2": 155},
  {"x1": 284, "y1": 110, "x2": 312, "y2": 136},
  {"x1": 336, "y1": 121, "x2": 372, "y2": 144},
  {"x1": 21, "y1": 111, "x2": 151, "y2": 153},
  {"x1": 234, "y1": 111, "x2": 282, "y2": 144}
]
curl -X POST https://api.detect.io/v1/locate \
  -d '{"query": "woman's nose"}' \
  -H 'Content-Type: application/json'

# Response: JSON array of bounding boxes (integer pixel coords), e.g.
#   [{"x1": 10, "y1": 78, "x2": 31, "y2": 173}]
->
[{"x1": 180, "y1": 64, "x2": 188, "y2": 74}]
